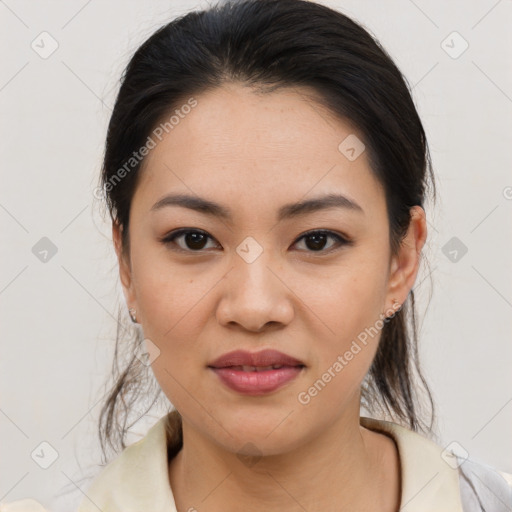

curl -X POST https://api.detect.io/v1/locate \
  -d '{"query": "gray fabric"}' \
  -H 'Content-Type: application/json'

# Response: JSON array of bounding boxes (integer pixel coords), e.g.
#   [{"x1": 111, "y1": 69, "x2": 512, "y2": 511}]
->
[{"x1": 457, "y1": 456, "x2": 512, "y2": 511}]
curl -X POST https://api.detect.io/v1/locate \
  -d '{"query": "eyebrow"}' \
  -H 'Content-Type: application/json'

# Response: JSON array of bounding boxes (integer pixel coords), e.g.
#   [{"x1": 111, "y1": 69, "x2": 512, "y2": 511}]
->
[{"x1": 150, "y1": 192, "x2": 364, "y2": 221}]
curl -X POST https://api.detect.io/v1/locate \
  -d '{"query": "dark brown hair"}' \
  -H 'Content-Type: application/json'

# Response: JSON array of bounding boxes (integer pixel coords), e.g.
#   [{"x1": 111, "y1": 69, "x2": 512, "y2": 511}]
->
[{"x1": 96, "y1": 0, "x2": 436, "y2": 464}]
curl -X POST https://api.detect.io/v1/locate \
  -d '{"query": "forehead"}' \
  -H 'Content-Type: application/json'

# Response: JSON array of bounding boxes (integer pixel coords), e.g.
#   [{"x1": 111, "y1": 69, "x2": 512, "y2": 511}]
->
[{"x1": 132, "y1": 83, "x2": 386, "y2": 220}]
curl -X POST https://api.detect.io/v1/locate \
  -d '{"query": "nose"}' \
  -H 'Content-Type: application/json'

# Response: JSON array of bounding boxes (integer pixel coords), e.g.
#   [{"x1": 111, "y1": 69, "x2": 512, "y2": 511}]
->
[{"x1": 216, "y1": 248, "x2": 294, "y2": 333}]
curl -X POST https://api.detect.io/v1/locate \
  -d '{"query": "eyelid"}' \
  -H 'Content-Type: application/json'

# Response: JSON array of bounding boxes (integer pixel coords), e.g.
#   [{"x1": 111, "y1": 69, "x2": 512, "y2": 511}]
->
[
  {"x1": 160, "y1": 228, "x2": 220, "y2": 252},
  {"x1": 161, "y1": 228, "x2": 352, "y2": 253},
  {"x1": 293, "y1": 229, "x2": 352, "y2": 253}
]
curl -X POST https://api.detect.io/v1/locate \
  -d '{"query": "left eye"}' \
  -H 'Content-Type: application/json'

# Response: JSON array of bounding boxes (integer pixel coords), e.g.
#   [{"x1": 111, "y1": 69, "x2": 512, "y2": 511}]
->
[
  {"x1": 161, "y1": 229, "x2": 350, "y2": 253},
  {"x1": 293, "y1": 230, "x2": 349, "y2": 252}
]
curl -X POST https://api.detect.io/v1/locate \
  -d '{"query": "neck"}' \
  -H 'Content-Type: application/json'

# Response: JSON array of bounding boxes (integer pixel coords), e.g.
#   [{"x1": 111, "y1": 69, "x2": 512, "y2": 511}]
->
[{"x1": 168, "y1": 404, "x2": 399, "y2": 511}]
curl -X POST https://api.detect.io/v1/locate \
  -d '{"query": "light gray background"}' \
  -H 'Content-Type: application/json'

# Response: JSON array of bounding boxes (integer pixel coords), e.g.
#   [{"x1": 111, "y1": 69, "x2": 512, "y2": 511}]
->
[{"x1": 1, "y1": 0, "x2": 511, "y2": 510}]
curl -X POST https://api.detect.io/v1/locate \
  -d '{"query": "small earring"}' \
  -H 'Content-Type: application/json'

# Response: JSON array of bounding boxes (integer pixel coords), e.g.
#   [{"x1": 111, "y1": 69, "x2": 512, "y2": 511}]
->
[
  {"x1": 129, "y1": 307, "x2": 137, "y2": 323},
  {"x1": 383, "y1": 298, "x2": 401, "y2": 320},
  {"x1": 392, "y1": 298, "x2": 402, "y2": 311}
]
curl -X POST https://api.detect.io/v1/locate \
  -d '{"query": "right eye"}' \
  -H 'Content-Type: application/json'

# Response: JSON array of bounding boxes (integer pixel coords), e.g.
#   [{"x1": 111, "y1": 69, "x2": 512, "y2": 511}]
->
[{"x1": 160, "y1": 228, "x2": 221, "y2": 253}]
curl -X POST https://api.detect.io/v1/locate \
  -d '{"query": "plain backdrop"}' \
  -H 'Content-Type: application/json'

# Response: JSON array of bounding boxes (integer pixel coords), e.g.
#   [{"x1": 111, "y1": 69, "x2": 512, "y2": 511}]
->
[{"x1": 1, "y1": 0, "x2": 511, "y2": 510}]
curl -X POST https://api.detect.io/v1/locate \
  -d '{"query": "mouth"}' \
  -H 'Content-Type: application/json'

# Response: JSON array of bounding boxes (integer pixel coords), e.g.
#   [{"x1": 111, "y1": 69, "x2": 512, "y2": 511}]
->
[
  {"x1": 208, "y1": 348, "x2": 305, "y2": 369},
  {"x1": 221, "y1": 364, "x2": 304, "y2": 372},
  {"x1": 208, "y1": 349, "x2": 305, "y2": 395}
]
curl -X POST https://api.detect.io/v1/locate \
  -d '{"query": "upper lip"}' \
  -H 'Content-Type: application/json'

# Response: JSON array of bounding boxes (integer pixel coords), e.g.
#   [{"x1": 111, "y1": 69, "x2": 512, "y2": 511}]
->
[{"x1": 208, "y1": 349, "x2": 305, "y2": 368}]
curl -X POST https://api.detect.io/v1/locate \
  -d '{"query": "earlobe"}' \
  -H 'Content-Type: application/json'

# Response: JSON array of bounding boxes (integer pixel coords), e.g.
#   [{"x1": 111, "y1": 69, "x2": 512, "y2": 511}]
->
[{"x1": 385, "y1": 206, "x2": 427, "y2": 308}]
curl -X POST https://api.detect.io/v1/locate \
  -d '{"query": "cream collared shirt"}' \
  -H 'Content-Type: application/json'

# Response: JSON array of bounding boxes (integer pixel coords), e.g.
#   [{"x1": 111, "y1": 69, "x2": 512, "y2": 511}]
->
[{"x1": 3, "y1": 414, "x2": 511, "y2": 511}]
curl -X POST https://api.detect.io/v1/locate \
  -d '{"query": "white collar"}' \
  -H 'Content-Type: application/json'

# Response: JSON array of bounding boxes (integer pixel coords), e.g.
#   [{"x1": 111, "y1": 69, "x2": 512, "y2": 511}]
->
[
  {"x1": 78, "y1": 414, "x2": 463, "y2": 511},
  {"x1": 360, "y1": 416, "x2": 463, "y2": 511}
]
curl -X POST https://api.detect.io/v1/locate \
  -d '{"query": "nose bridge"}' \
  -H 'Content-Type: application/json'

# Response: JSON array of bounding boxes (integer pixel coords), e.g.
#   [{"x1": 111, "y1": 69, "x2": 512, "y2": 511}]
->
[
  {"x1": 232, "y1": 234, "x2": 277, "y2": 295},
  {"x1": 216, "y1": 235, "x2": 293, "y2": 330}
]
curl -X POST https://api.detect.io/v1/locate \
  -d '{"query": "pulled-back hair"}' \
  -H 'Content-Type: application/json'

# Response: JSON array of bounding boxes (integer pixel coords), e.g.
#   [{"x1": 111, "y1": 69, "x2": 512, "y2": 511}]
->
[{"x1": 96, "y1": 0, "x2": 436, "y2": 464}]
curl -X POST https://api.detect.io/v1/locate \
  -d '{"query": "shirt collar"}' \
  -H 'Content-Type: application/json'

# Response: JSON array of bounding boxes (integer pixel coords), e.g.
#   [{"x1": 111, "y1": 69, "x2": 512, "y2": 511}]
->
[
  {"x1": 79, "y1": 413, "x2": 463, "y2": 512},
  {"x1": 78, "y1": 414, "x2": 178, "y2": 512},
  {"x1": 360, "y1": 416, "x2": 464, "y2": 511}
]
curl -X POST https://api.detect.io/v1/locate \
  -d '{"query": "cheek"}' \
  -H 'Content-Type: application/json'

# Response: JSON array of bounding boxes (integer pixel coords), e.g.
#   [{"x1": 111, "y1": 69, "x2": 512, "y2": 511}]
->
[
  {"x1": 138, "y1": 276, "x2": 210, "y2": 369},
  {"x1": 305, "y1": 262, "x2": 388, "y2": 341},
  {"x1": 130, "y1": 256, "x2": 214, "y2": 397},
  {"x1": 305, "y1": 305, "x2": 382, "y2": 404},
  {"x1": 300, "y1": 258, "x2": 389, "y2": 389},
  {"x1": 144, "y1": 300, "x2": 210, "y2": 412},
  {"x1": 131, "y1": 244, "x2": 213, "y2": 337},
  {"x1": 295, "y1": 285, "x2": 384, "y2": 419}
]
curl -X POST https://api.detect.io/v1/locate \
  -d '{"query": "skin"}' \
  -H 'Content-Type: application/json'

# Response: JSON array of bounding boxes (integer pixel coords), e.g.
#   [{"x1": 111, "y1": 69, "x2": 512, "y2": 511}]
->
[{"x1": 113, "y1": 82, "x2": 427, "y2": 511}]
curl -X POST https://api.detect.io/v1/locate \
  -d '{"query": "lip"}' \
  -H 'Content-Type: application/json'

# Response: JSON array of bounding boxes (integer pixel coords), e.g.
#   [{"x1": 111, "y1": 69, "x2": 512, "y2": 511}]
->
[
  {"x1": 208, "y1": 349, "x2": 305, "y2": 369},
  {"x1": 208, "y1": 349, "x2": 305, "y2": 396}
]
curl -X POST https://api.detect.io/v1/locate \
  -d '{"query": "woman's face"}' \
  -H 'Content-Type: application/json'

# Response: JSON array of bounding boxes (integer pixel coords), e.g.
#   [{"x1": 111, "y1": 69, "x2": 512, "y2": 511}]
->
[{"x1": 114, "y1": 82, "x2": 426, "y2": 455}]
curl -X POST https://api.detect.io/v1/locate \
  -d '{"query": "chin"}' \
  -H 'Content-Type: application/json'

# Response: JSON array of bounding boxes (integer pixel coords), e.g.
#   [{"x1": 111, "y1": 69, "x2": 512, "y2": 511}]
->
[{"x1": 213, "y1": 416, "x2": 306, "y2": 456}]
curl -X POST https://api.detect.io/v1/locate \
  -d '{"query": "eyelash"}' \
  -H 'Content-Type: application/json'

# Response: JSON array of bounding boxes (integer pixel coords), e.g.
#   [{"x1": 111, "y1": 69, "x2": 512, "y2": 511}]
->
[{"x1": 160, "y1": 228, "x2": 352, "y2": 255}]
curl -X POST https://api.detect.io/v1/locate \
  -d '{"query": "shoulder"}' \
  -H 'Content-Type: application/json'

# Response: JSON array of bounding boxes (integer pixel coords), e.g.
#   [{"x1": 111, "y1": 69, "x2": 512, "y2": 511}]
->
[
  {"x1": 76, "y1": 414, "x2": 176, "y2": 511},
  {"x1": 455, "y1": 455, "x2": 512, "y2": 512},
  {"x1": 360, "y1": 416, "x2": 512, "y2": 511},
  {"x1": 0, "y1": 499, "x2": 49, "y2": 512}
]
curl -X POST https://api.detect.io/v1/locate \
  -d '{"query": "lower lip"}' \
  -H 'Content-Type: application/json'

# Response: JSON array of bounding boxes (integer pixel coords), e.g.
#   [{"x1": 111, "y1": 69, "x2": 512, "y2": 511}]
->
[{"x1": 209, "y1": 366, "x2": 304, "y2": 395}]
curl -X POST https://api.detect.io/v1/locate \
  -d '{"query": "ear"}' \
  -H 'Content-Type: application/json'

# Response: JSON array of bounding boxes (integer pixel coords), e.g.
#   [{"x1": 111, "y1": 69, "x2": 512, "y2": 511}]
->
[
  {"x1": 112, "y1": 222, "x2": 137, "y2": 309},
  {"x1": 385, "y1": 205, "x2": 428, "y2": 310}
]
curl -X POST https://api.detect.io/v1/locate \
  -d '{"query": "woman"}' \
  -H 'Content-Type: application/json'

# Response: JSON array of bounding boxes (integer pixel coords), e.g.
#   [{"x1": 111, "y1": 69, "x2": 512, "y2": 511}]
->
[{"x1": 3, "y1": 0, "x2": 510, "y2": 511}]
